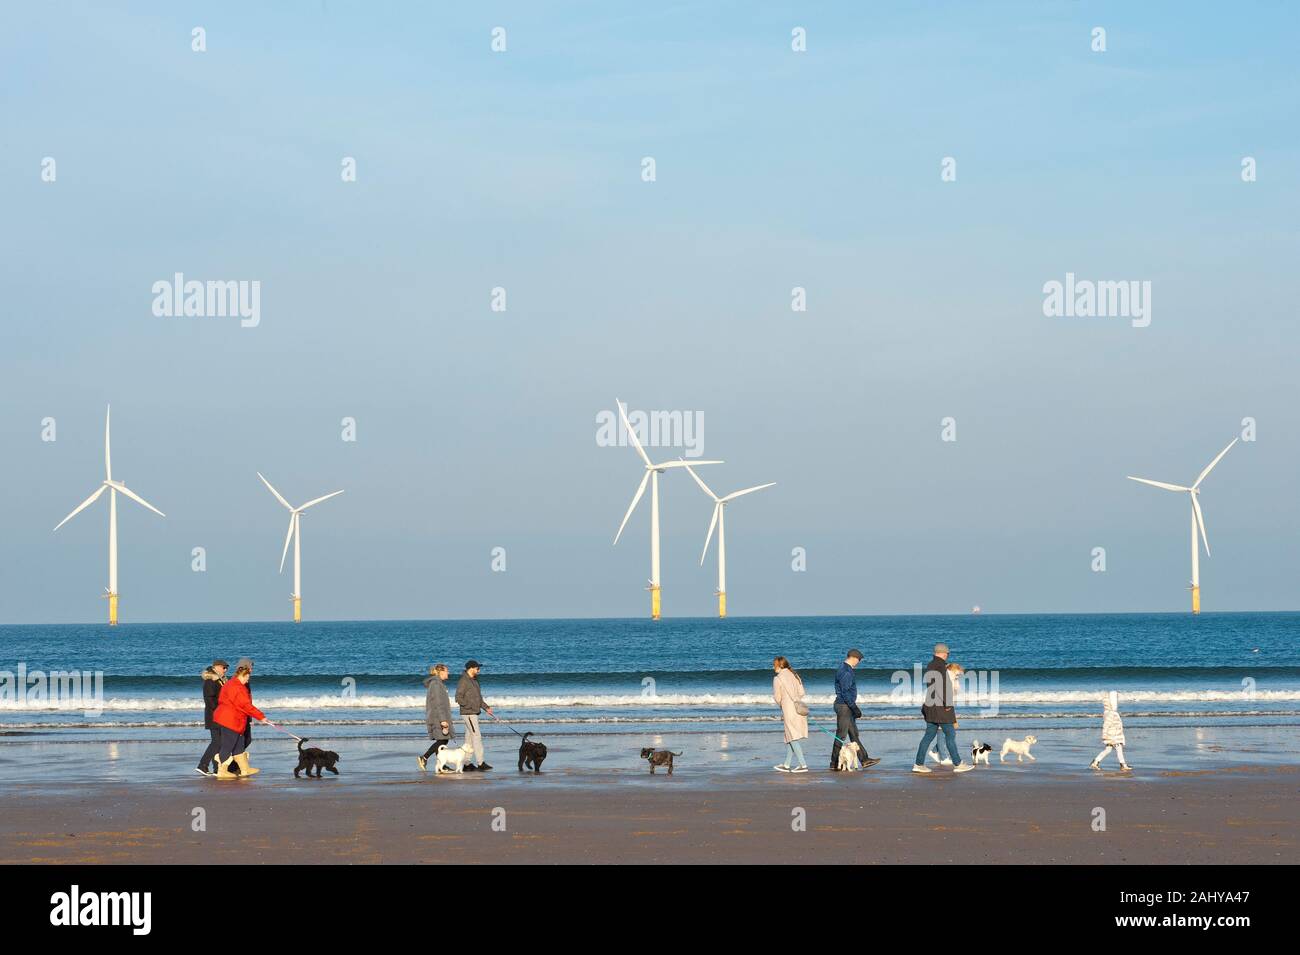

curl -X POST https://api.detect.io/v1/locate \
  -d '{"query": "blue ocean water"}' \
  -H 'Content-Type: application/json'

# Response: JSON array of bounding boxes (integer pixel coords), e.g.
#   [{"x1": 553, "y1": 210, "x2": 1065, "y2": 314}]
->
[{"x1": 2, "y1": 614, "x2": 1297, "y2": 739}]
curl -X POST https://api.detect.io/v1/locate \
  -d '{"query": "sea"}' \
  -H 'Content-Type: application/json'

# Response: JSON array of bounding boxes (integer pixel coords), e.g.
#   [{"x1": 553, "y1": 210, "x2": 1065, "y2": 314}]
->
[{"x1": 2, "y1": 613, "x2": 1297, "y2": 745}]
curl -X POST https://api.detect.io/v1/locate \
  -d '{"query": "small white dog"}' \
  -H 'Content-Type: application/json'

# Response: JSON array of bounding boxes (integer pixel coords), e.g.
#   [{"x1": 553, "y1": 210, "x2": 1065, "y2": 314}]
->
[
  {"x1": 1000, "y1": 735, "x2": 1038, "y2": 763},
  {"x1": 434, "y1": 741, "x2": 476, "y2": 774},
  {"x1": 837, "y1": 741, "x2": 862, "y2": 772},
  {"x1": 970, "y1": 740, "x2": 993, "y2": 765}
]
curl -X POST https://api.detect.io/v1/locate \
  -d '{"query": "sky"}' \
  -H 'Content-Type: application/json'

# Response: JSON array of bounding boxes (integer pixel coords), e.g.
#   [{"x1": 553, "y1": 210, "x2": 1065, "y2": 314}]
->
[{"x1": 1, "y1": 2, "x2": 1297, "y2": 623}]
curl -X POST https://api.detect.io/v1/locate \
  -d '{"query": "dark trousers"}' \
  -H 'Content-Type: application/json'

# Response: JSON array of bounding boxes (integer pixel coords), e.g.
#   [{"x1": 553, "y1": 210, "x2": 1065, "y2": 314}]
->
[
  {"x1": 198, "y1": 726, "x2": 222, "y2": 770},
  {"x1": 218, "y1": 726, "x2": 248, "y2": 762},
  {"x1": 421, "y1": 739, "x2": 448, "y2": 760},
  {"x1": 829, "y1": 702, "x2": 866, "y2": 767}
]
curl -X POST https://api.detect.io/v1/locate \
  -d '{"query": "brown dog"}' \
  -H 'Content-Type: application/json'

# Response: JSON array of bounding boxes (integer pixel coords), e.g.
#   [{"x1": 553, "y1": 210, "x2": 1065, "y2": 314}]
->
[{"x1": 640, "y1": 747, "x2": 681, "y2": 775}]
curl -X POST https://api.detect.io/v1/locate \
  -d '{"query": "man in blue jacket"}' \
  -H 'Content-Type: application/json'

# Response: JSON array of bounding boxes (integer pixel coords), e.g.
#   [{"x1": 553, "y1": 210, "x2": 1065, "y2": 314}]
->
[{"x1": 831, "y1": 649, "x2": 880, "y2": 770}]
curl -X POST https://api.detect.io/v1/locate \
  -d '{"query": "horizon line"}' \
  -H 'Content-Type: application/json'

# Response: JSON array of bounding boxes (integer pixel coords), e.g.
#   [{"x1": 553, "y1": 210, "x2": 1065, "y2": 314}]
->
[{"x1": 3, "y1": 609, "x2": 1299, "y2": 628}]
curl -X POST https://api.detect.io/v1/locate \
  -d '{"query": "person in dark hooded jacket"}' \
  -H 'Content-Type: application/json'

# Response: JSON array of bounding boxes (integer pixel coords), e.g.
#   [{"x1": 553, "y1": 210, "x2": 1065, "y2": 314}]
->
[
  {"x1": 417, "y1": 664, "x2": 456, "y2": 771},
  {"x1": 913, "y1": 643, "x2": 972, "y2": 774},
  {"x1": 195, "y1": 659, "x2": 228, "y2": 775}
]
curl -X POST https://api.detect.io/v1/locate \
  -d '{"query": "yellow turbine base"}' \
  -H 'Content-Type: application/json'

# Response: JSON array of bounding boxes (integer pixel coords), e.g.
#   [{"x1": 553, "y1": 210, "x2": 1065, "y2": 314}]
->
[
  {"x1": 718, "y1": 592, "x2": 726, "y2": 618},
  {"x1": 108, "y1": 593, "x2": 118, "y2": 627},
  {"x1": 650, "y1": 586, "x2": 661, "y2": 621},
  {"x1": 293, "y1": 596, "x2": 302, "y2": 623},
  {"x1": 1191, "y1": 586, "x2": 1200, "y2": 615}
]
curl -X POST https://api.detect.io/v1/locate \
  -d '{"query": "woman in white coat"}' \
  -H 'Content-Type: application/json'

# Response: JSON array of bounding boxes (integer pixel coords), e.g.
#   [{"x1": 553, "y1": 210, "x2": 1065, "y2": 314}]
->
[{"x1": 772, "y1": 656, "x2": 810, "y2": 773}]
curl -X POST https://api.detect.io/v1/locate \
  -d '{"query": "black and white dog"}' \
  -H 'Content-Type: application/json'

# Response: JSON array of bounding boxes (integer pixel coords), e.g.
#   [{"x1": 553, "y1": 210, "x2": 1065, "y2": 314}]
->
[{"x1": 970, "y1": 740, "x2": 993, "y2": 765}]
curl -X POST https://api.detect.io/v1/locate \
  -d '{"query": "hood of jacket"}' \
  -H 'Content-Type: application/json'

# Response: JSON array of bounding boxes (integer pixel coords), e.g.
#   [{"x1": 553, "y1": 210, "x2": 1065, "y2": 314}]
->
[{"x1": 202, "y1": 667, "x2": 225, "y2": 682}]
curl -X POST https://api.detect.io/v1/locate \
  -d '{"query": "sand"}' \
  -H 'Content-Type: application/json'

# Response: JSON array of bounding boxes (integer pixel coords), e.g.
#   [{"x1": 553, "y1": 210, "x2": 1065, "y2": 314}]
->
[{"x1": 1, "y1": 762, "x2": 1296, "y2": 865}]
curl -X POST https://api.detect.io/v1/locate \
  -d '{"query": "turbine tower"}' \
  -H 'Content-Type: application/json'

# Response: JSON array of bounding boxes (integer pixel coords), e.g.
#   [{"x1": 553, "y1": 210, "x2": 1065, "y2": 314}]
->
[
  {"x1": 53, "y1": 406, "x2": 165, "y2": 625},
  {"x1": 612, "y1": 399, "x2": 720, "y2": 620},
  {"x1": 1127, "y1": 438, "x2": 1237, "y2": 614},
  {"x1": 258, "y1": 473, "x2": 343, "y2": 623},
  {"x1": 683, "y1": 462, "x2": 775, "y2": 618}
]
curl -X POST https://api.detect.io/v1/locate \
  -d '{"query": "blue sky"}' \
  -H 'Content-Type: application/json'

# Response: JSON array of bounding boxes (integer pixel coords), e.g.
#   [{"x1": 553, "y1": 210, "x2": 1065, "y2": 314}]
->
[{"x1": 1, "y1": 2, "x2": 1297, "y2": 622}]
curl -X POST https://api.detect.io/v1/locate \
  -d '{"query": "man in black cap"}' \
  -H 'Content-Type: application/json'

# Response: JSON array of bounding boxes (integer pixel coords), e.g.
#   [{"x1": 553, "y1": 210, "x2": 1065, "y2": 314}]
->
[
  {"x1": 455, "y1": 660, "x2": 494, "y2": 771},
  {"x1": 830, "y1": 649, "x2": 880, "y2": 771}
]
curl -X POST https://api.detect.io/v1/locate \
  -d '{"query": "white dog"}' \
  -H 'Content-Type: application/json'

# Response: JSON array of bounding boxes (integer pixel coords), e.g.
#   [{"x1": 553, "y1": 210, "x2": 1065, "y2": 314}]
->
[
  {"x1": 837, "y1": 741, "x2": 862, "y2": 772},
  {"x1": 1000, "y1": 735, "x2": 1038, "y2": 763},
  {"x1": 434, "y1": 741, "x2": 476, "y2": 774}
]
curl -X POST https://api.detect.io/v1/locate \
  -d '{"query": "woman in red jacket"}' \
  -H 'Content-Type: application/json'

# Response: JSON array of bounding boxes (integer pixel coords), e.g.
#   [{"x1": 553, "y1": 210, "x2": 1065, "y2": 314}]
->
[{"x1": 212, "y1": 664, "x2": 267, "y2": 779}]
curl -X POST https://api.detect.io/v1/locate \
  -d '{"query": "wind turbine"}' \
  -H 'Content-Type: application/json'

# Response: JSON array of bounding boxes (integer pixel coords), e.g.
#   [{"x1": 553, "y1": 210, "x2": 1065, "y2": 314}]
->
[
  {"x1": 612, "y1": 399, "x2": 721, "y2": 620},
  {"x1": 53, "y1": 406, "x2": 165, "y2": 625},
  {"x1": 257, "y1": 473, "x2": 343, "y2": 623},
  {"x1": 683, "y1": 462, "x2": 775, "y2": 618},
  {"x1": 1127, "y1": 438, "x2": 1237, "y2": 614}
]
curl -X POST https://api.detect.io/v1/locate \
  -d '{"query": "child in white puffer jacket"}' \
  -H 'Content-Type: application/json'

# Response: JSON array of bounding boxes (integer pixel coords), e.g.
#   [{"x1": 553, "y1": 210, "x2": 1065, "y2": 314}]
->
[{"x1": 1090, "y1": 690, "x2": 1132, "y2": 771}]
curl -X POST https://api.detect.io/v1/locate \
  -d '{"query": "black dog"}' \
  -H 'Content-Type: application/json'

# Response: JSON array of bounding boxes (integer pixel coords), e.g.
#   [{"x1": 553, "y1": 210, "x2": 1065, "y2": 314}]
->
[
  {"x1": 640, "y1": 747, "x2": 682, "y2": 775},
  {"x1": 517, "y1": 732, "x2": 548, "y2": 773},
  {"x1": 293, "y1": 738, "x2": 341, "y2": 778}
]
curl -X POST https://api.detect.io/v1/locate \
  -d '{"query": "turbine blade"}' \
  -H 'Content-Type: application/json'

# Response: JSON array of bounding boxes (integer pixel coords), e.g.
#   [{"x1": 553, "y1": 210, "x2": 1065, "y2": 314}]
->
[
  {"x1": 115, "y1": 483, "x2": 165, "y2": 517},
  {"x1": 681, "y1": 461, "x2": 719, "y2": 501},
  {"x1": 614, "y1": 471, "x2": 650, "y2": 545},
  {"x1": 298, "y1": 489, "x2": 344, "y2": 511},
  {"x1": 104, "y1": 405, "x2": 112, "y2": 482},
  {"x1": 1191, "y1": 495, "x2": 1210, "y2": 557},
  {"x1": 701, "y1": 504, "x2": 720, "y2": 565},
  {"x1": 1193, "y1": 438, "x2": 1238, "y2": 489},
  {"x1": 1126, "y1": 476, "x2": 1190, "y2": 492},
  {"x1": 53, "y1": 486, "x2": 106, "y2": 531},
  {"x1": 657, "y1": 459, "x2": 723, "y2": 469},
  {"x1": 616, "y1": 399, "x2": 652, "y2": 467},
  {"x1": 257, "y1": 472, "x2": 293, "y2": 510},
  {"x1": 721, "y1": 482, "x2": 777, "y2": 503},
  {"x1": 279, "y1": 514, "x2": 296, "y2": 573}
]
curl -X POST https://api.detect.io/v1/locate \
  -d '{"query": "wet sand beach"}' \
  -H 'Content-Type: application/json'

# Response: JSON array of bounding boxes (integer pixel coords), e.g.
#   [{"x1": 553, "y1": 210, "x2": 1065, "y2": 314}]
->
[{"x1": 1, "y1": 727, "x2": 1296, "y2": 864}]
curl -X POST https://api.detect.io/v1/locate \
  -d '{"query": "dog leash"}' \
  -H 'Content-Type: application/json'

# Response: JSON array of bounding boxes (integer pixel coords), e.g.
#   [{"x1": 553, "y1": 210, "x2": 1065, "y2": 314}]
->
[
  {"x1": 807, "y1": 718, "x2": 850, "y2": 747},
  {"x1": 262, "y1": 719, "x2": 304, "y2": 743},
  {"x1": 482, "y1": 709, "x2": 529, "y2": 740}
]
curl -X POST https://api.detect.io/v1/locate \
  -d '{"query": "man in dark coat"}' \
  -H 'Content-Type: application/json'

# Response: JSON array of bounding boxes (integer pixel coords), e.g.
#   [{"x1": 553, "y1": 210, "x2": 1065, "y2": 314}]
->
[
  {"x1": 913, "y1": 643, "x2": 972, "y2": 774},
  {"x1": 196, "y1": 659, "x2": 228, "y2": 775},
  {"x1": 829, "y1": 649, "x2": 880, "y2": 770}
]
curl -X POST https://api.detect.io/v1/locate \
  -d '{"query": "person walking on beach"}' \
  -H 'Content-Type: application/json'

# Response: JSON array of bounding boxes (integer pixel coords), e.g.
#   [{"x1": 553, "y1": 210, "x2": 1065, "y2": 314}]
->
[
  {"x1": 212, "y1": 663, "x2": 267, "y2": 779},
  {"x1": 418, "y1": 663, "x2": 456, "y2": 771},
  {"x1": 830, "y1": 649, "x2": 880, "y2": 771},
  {"x1": 455, "y1": 660, "x2": 493, "y2": 772},
  {"x1": 1090, "y1": 691, "x2": 1132, "y2": 771},
  {"x1": 772, "y1": 657, "x2": 810, "y2": 773},
  {"x1": 913, "y1": 643, "x2": 972, "y2": 774},
  {"x1": 926, "y1": 663, "x2": 965, "y2": 766},
  {"x1": 195, "y1": 659, "x2": 228, "y2": 776},
  {"x1": 235, "y1": 657, "x2": 260, "y2": 773}
]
